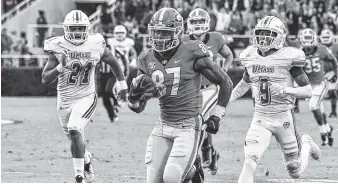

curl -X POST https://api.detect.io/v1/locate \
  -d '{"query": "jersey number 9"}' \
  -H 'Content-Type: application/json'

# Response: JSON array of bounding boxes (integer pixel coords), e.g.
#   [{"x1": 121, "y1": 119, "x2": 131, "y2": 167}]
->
[{"x1": 259, "y1": 77, "x2": 271, "y2": 106}]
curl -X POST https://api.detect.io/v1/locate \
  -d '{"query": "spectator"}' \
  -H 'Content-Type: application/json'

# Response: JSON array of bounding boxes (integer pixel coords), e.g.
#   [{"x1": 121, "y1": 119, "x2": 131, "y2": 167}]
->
[
  {"x1": 3, "y1": 0, "x2": 17, "y2": 13},
  {"x1": 101, "y1": 3, "x2": 114, "y2": 34},
  {"x1": 36, "y1": 10, "x2": 48, "y2": 47},
  {"x1": 1, "y1": 28, "x2": 13, "y2": 53},
  {"x1": 213, "y1": 3, "x2": 231, "y2": 33},
  {"x1": 227, "y1": 10, "x2": 246, "y2": 34},
  {"x1": 10, "y1": 30, "x2": 20, "y2": 54},
  {"x1": 326, "y1": 17, "x2": 337, "y2": 33},
  {"x1": 232, "y1": 0, "x2": 250, "y2": 12},
  {"x1": 286, "y1": 9, "x2": 299, "y2": 35}
]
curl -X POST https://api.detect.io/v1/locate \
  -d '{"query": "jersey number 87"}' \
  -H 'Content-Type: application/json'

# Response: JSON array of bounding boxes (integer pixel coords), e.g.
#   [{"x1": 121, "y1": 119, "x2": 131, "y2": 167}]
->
[{"x1": 151, "y1": 67, "x2": 181, "y2": 96}]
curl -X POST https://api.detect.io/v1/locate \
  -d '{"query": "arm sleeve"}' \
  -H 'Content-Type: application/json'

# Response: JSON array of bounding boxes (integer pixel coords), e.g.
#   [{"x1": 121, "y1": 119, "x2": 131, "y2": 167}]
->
[{"x1": 137, "y1": 50, "x2": 148, "y2": 75}]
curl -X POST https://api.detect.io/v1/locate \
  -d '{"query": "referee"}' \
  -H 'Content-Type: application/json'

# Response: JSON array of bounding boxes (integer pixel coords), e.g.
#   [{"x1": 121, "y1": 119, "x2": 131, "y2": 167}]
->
[{"x1": 99, "y1": 44, "x2": 129, "y2": 123}]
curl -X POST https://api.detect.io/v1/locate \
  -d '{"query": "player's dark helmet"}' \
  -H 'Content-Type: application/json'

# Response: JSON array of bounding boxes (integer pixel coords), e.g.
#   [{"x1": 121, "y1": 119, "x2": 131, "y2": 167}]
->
[
  {"x1": 148, "y1": 8, "x2": 184, "y2": 52},
  {"x1": 187, "y1": 8, "x2": 210, "y2": 35},
  {"x1": 299, "y1": 28, "x2": 318, "y2": 47}
]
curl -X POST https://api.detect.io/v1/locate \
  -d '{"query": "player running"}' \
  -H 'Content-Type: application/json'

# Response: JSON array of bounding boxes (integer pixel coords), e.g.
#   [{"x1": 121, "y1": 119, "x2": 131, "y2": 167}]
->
[
  {"x1": 319, "y1": 29, "x2": 338, "y2": 118},
  {"x1": 41, "y1": 10, "x2": 128, "y2": 183},
  {"x1": 299, "y1": 28, "x2": 337, "y2": 146},
  {"x1": 127, "y1": 8, "x2": 233, "y2": 183},
  {"x1": 107, "y1": 25, "x2": 138, "y2": 88},
  {"x1": 181, "y1": 8, "x2": 234, "y2": 176},
  {"x1": 230, "y1": 16, "x2": 321, "y2": 182}
]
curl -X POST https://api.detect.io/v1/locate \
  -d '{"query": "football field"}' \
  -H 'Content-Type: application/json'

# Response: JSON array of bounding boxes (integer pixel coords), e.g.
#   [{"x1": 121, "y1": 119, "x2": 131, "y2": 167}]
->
[{"x1": 1, "y1": 97, "x2": 338, "y2": 183}]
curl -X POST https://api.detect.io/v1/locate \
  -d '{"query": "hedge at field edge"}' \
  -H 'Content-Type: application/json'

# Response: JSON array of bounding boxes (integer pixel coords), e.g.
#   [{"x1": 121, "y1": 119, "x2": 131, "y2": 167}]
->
[{"x1": 1, "y1": 68, "x2": 251, "y2": 97}]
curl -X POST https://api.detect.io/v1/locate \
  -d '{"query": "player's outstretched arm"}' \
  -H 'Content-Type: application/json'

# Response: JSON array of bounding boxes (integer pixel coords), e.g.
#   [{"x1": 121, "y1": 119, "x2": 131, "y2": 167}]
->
[
  {"x1": 283, "y1": 66, "x2": 312, "y2": 98},
  {"x1": 101, "y1": 48, "x2": 128, "y2": 99},
  {"x1": 219, "y1": 44, "x2": 234, "y2": 71},
  {"x1": 41, "y1": 52, "x2": 62, "y2": 85},
  {"x1": 229, "y1": 68, "x2": 251, "y2": 103},
  {"x1": 195, "y1": 56, "x2": 233, "y2": 134}
]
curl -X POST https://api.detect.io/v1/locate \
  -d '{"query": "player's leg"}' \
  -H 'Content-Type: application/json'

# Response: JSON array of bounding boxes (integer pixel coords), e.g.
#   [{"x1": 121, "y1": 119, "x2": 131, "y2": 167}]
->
[
  {"x1": 294, "y1": 98, "x2": 300, "y2": 113},
  {"x1": 164, "y1": 116, "x2": 204, "y2": 183},
  {"x1": 145, "y1": 125, "x2": 173, "y2": 183},
  {"x1": 68, "y1": 94, "x2": 97, "y2": 182},
  {"x1": 238, "y1": 119, "x2": 273, "y2": 183},
  {"x1": 275, "y1": 110, "x2": 320, "y2": 178},
  {"x1": 308, "y1": 81, "x2": 332, "y2": 146},
  {"x1": 328, "y1": 90, "x2": 337, "y2": 117},
  {"x1": 200, "y1": 85, "x2": 219, "y2": 169},
  {"x1": 103, "y1": 73, "x2": 117, "y2": 122}
]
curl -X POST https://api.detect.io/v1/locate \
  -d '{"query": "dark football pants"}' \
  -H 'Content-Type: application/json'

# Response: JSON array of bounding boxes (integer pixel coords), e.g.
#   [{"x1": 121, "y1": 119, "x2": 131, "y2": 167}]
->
[{"x1": 100, "y1": 73, "x2": 118, "y2": 121}]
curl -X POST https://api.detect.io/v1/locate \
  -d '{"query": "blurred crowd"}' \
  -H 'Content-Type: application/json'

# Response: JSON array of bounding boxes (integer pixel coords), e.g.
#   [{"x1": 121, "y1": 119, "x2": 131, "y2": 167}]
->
[
  {"x1": 2, "y1": 0, "x2": 24, "y2": 14},
  {"x1": 100, "y1": 0, "x2": 338, "y2": 37}
]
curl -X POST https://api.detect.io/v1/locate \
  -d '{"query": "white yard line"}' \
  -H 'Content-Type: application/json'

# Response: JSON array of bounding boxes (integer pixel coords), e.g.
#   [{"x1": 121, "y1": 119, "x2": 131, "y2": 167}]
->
[{"x1": 3, "y1": 172, "x2": 338, "y2": 183}]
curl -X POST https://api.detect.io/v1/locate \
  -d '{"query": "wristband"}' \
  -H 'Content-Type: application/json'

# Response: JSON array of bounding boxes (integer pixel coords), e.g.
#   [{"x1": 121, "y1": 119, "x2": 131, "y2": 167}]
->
[
  {"x1": 211, "y1": 105, "x2": 226, "y2": 118},
  {"x1": 118, "y1": 80, "x2": 128, "y2": 90},
  {"x1": 56, "y1": 63, "x2": 63, "y2": 72},
  {"x1": 128, "y1": 100, "x2": 140, "y2": 108}
]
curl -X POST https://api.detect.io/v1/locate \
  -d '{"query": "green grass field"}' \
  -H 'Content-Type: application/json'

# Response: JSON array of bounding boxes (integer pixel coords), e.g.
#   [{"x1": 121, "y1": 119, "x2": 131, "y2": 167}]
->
[{"x1": 1, "y1": 97, "x2": 338, "y2": 183}]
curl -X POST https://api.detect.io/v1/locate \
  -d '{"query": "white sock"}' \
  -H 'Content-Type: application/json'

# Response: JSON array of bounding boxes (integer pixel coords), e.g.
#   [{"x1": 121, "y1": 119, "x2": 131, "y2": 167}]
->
[
  {"x1": 298, "y1": 142, "x2": 311, "y2": 174},
  {"x1": 325, "y1": 123, "x2": 331, "y2": 133},
  {"x1": 319, "y1": 125, "x2": 327, "y2": 134},
  {"x1": 84, "y1": 150, "x2": 91, "y2": 164},
  {"x1": 73, "y1": 158, "x2": 84, "y2": 177},
  {"x1": 238, "y1": 158, "x2": 257, "y2": 183}
]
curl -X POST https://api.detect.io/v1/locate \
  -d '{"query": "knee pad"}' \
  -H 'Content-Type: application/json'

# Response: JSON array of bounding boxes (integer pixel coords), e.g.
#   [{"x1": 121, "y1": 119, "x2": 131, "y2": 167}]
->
[
  {"x1": 68, "y1": 130, "x2": 82, "y2": 140},
  {"x1": 286, "y1": 160, "x2": 301, "y2": 178},
  {"x1": 163, "y1": 164, "x2": 183, "y2": 183}
]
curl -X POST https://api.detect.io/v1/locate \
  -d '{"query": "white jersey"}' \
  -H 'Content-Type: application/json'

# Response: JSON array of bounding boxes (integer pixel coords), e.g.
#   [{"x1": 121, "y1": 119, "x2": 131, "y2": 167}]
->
[
  {"x1": 107, "y1": 37, "x2": 134, "y2": 61},
  {"x1": 44, "y1": 33, "x2": 106, "y2": 103},
  {"x1": 239, "y1": 46, "x2": 306, "y2": 113}
]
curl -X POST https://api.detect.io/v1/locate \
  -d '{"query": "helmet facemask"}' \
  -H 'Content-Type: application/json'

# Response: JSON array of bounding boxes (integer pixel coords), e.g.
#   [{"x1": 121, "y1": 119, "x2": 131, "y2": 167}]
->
[
  {"x1": 64, "y1": 25, "x2": 89, "y2": 45},
  {"x1": 300, "y1": 34, "x2": 317, "y2": 47},
  {"x1": 148, "y1": 25, "x2": 182, "y2": 52},
  {"x1": 114, "y1": 31, "x2": 127, "y2": 41},
  {"x1": 253, "y1": 29, "x2": 283, "y2": 53},
  {"x1": 187, "y1": 17, "x2": 210, "y2": 35}
]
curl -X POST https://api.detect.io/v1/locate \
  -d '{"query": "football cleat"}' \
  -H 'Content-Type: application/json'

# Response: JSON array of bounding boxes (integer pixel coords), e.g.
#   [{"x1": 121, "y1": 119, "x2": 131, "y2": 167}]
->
[
  {"x1": 208, "y1": 150, "x2": 220, "y2": 175},
  {"x1": 75, "y1": 175, "x2": 86, "y2": 183},
  {"x1": 84, "y1": 152, "x2": 94, "y2": 183},
  {"x1": 191, "y1": 155, "x2": 204, "y2": 183},
  {"x1": 201, "y1": 145, "x2": 212, "y2": 168},
  {"x1": 320, "y1": 133, "x2": 328, "y2": 146},
  {"x1": 302, "y1": 134, "x2": 321, "y2": 160}
]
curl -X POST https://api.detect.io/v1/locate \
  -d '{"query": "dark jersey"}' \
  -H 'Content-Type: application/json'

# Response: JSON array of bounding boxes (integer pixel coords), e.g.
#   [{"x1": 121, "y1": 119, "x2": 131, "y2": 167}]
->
[
  {"x1": 137, "y1": 40, "x2": 209, "y2": 122},
  {"x1": 181, "y1": 32, "x2": 226, "y2": 86},
  {"x1": 303, "y1": 45, "x2": 335, "y2": 85}
]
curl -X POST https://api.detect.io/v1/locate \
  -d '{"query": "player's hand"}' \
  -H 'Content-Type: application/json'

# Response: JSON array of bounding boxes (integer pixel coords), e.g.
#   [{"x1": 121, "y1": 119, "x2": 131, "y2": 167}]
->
[
  {"x1": 128, "y1": 74, "x2": 155, "y2": 103},
  {"x1": 329, "y1": 74, "x2": 337, "y2": 83},
  {"x1": 271, "y1": 82, "x2": 287, "y2": 96},
  {"x1": 118, "y1": 89, "x2": 128, "y2": 101},
  {"x1": 59, "y1": 50, "x2": 70, "y2": 67},
  {"x1": 204, "y1": 115, "x2": 220, "y2": 134}
]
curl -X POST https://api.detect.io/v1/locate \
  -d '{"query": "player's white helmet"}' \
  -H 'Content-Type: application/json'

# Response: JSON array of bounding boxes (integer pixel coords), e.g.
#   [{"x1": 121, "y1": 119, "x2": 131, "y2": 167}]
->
[
  {"x1": 319, "y1": 29, "x2": 333, "y2": 45},
  {"x1": 299, "y1": 28, "x2": 318, "y2": 47},
  {"x1": 187, "y1": 8, "x2": 210, "y2": 35},
  {"x1": 114, "y1": 25, "x2": 127, "y2": 41},
  {"x1": 63, "y1": 10, "x2": 90, "y2": 45},
  {"x1": 253, "y1": 16, "x2": 286, "y2": 52}
]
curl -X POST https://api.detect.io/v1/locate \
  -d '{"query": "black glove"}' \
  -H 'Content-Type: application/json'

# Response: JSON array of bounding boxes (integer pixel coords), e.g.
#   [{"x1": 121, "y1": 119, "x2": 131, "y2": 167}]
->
[
  {"x1": 128, "y1": 74, "x2": 155, "y2": 103},
  {"x1": 330, "y1": 74, "x2": 337, "y2": 83},
  {"x1": 204, "y1": 115, "x2": 220, "y2": 134}
]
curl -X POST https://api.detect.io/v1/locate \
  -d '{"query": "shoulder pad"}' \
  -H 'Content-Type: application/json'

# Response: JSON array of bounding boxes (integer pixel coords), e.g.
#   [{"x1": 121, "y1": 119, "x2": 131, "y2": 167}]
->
[
  {"x1": 44, "y1": 36, "x2": 63, "y2": 53},
  {"x1": 137, "y1": 49, "x2": 150, "y2": 74},
  {"x1": 138, "y1": 49, "x2": 150, "y2": 62},
  {"x1": 285, "y1": 47, "x2": 306, "y2": 67},
  {"x1": 126, "y1": 37, "x2": 135, "y2": 46},
  {"x1": 181, "y1": 35, "x2": 191, "y2": 42},
  {"x1": 89, "y1": 33, "x2": 106, "y2": 47},
  {"x1": 209, "y1": 31, "x2": 225, "y2": 40},
  {"x1": 183, "y1": 40, "x2": 209, "y2": 59},
  {"x1": 239, "y1": 45, "x2": 256, "y2": 59}
]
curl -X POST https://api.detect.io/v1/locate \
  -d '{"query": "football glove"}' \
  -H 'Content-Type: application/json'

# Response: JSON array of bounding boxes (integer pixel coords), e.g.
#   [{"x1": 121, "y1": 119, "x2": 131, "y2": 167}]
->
[
  {"x1": 204, "y1": 105, "x2": 226, "y2": 134},
  {"x1": 128, "y1": 74, "x2": 155, "y2": 103}
]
